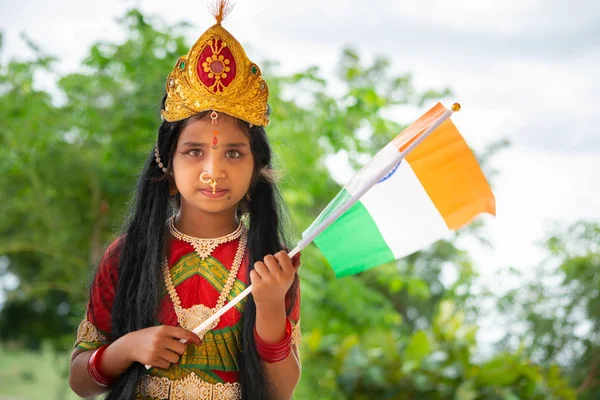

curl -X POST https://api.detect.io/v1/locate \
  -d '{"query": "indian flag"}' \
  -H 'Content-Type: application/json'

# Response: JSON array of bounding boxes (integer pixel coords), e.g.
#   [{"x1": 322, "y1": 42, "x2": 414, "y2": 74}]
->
[{"x1": 304, "y1": 102, "x2": 496, "y2": 278}]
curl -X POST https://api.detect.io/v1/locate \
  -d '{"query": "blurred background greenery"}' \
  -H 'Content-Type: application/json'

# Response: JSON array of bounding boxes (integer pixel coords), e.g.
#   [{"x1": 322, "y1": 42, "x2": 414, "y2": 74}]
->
[{"x1": 0, "y1": 9, "x2": 598, "y2": 400}]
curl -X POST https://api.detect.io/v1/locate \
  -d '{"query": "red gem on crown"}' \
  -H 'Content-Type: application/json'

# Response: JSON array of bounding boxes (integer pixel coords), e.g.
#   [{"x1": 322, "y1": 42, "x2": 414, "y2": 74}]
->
[{"x1": 198, "y1": 39, "x2": 236, "y2": 93}]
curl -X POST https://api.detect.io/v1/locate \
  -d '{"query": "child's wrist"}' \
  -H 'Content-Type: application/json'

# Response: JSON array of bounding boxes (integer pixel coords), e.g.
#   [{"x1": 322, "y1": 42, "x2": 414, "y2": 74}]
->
[
  {"x1": 254, "y1": 297, "x2": 285, "y2": 313},
  {"x1": 104, "y1": 334, "x2": 135, "y2": 374}
]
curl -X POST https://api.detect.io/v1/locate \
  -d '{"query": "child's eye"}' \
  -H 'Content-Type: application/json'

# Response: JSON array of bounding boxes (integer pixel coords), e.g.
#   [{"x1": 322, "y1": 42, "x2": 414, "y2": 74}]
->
[
  {"x1": 187, "y1": 149, "x2": 203, "y2": 157},
  {"x1": 226, "y1": 150, "x2": 241, "y2": 158}
]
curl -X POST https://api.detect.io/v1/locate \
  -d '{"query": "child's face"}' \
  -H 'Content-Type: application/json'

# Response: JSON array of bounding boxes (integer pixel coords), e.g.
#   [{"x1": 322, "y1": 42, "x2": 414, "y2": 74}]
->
[{"x1": 172, "y1": 114, "x2": 254, "y2": 216}]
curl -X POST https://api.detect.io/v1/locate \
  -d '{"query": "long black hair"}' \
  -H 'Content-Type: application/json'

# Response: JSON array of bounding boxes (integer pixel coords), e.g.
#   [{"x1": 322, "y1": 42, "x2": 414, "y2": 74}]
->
[{"x1": 91, "y1": 98, "x2": 298, "y2": 400}]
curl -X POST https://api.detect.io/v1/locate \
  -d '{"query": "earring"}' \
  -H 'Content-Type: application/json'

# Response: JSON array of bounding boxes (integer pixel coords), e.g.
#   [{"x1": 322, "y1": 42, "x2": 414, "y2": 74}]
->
[
  {"x1": 169, "y1": 184, "x2": 178, "y2": 196},
  {"x1": 245, "y1": 193, "x2": 251, "y2": 202},
  {"x1": 154, "y1": 142, "x2": 167, "y2": 173}
]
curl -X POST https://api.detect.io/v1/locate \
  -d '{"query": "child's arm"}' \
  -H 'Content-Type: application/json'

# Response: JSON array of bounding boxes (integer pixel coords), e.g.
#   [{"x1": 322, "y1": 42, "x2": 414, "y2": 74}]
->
[
  {"x1": 69, "y1": 325, "x2": 201, "y2": 397},
  {"x1": 252, "y1": 251, "x2": 303, "y2": 400},
  {"x1": 255, "y1": 304, "x2": 302, "y2": 400},
  {"x1": 68, "y1": 335, "x2": 132, "y2": 398}
]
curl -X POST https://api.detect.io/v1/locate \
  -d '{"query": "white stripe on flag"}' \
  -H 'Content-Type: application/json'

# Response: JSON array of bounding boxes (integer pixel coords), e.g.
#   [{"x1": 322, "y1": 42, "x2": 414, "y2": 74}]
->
[{"x1": 357, "y1": 161, "x2": 449, "y2": 259}]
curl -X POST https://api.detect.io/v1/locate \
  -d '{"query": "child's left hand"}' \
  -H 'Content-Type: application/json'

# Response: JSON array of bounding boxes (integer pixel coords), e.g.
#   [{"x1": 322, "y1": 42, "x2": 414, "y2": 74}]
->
[{"x1": 250, "y1": 251, "x2": 300, "y2": 308}]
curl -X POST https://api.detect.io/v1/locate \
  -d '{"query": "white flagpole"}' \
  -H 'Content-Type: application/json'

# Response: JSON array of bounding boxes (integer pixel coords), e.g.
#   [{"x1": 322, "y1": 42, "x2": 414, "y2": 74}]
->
[{"x1": 146, "y1": 103, "x2": 459, "y2": 369}]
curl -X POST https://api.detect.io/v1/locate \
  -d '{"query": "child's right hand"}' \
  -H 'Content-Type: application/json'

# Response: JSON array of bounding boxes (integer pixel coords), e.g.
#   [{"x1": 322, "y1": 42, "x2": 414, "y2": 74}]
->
[{"x1": 122, "y1": 325, "x2": 201, "y2": 369}]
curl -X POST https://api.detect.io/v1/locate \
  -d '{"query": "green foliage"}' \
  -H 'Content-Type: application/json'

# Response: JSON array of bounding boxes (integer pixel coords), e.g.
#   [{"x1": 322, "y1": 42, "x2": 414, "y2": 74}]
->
[
  {"x1": 0, "y1": 10, "x2": 194, "y2": 349},
  {"x1": 297, "y1": 300, "x2": 575, "y2": 399},
  {"x1": 497, "y1": 221, "x2": 600, "y2": 399},
  {"x1": 0, "y1": 8, "x2": 577, "y2": 399}
]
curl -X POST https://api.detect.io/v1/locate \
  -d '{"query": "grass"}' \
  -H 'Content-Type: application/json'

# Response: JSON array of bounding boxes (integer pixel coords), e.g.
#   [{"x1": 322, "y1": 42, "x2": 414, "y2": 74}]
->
[{"x1": 0, "y1": 343, "x2": 80, "y2": 400}]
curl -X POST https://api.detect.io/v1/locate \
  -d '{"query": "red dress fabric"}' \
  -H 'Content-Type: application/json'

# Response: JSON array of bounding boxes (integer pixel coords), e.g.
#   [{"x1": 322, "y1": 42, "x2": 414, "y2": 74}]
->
[{"x1": 76, "y1": 234, "x2": 301, "y2": 388}]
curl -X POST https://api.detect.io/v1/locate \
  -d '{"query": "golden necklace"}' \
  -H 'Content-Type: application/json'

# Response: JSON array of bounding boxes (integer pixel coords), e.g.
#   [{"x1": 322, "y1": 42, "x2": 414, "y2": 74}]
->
[
  {"x1": 168, "y1": 217, "x2": 244, "y2": 260},
  {"x1": 164, "y1": 217, "x2": 247, "y2": 338}
]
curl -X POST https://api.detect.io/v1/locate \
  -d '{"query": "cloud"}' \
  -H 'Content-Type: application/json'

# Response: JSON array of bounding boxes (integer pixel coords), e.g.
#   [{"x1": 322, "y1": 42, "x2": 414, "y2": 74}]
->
[
  {"x1": 459, "y1": 146, "x2": 600, "y2": 275},
  {"x1": 254, "y1": 0, "x2": 600, "y2": 63}
]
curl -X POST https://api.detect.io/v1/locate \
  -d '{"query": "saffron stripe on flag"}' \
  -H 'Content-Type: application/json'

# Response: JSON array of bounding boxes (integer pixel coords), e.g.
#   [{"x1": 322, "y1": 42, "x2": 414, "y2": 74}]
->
[{"x1": 406, "y1": 118, "x2": 496, "y2": 229}]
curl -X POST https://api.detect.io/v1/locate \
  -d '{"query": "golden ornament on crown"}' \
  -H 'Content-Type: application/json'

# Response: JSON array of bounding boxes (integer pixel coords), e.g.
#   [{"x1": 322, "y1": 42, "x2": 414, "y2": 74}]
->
[{"x1": 162, "y1": 0, "x2": 270, "y2": 126}]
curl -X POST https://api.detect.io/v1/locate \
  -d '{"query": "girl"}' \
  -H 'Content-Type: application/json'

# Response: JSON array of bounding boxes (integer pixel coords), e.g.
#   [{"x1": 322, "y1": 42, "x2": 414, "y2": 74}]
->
[{"x1": 68, "y1": 4, "x2": 302, "y2": 400}]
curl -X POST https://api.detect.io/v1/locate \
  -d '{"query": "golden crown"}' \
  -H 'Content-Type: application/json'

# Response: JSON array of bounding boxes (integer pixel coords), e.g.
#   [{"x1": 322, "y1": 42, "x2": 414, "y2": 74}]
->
[{"x1": 161, "y1": 1, "x2": 269, "y2": 126}]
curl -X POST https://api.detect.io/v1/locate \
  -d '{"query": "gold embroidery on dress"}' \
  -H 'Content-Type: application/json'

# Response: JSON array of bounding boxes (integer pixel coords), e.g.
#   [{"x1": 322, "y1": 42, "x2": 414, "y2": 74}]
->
[
  {"x1": 169, "y1": 254, "x2": 247, "y2": 314},
  {"x1": 138, "y1": 373, "x2": 241, "y2": 400},
  {"x1": 291, "y1": 319, "x2": 302, "y2": 348},
  {"x1": 74, "y1": 318, "x2": 108, "y2": 347},
  {"x1": 139, "y1": 375, "x2": 171, "y2": 399},
  {"x1": 212, "y1": 382, "x2": 242, "y2": 400},
  {"x1": 163, "y1": 229, "x2": 247, "y2": 337},
  {"x1": 180, "y1": 326, "x2": 242, "y2": 370}
]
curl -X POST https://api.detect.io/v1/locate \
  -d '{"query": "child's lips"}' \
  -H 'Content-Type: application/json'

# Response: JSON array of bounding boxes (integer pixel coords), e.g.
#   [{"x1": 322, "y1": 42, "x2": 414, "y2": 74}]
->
[{"x1": 199, "y1": 188, "x2": 229, "y2": 198}]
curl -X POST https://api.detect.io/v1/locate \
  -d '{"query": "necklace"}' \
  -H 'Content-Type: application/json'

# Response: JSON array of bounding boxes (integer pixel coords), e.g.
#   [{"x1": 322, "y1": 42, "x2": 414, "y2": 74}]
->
[
  {"x1": 168, "y1": 217, "x2": 244, "y2": 260},
  {"x1": 164, "y1": 218, "x2": 247, "y2": 337}
]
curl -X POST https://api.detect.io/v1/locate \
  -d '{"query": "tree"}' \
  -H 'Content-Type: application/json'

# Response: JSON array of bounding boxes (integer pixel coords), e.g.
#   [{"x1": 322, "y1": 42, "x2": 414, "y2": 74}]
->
[
  {"x1": 497, "y1": 221, "x2": 600, "y2": 399},
  {"x1": 0, "y1": 9, "x2": 576, "y2": 399}
]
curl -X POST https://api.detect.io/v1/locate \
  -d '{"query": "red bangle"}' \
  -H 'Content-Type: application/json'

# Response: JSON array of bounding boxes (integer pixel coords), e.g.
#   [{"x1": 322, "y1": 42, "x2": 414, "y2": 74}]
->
[
  {"x1": 254, "y1": 318, "x2": 293, "y2": 363},
  {"x1": 87, "y1": 344, "x2": 113, "y2": 386}
]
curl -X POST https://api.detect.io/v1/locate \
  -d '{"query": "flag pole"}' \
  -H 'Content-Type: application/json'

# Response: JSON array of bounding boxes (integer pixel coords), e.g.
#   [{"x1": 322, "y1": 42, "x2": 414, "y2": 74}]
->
[{"x1": 145, "y1": 103, "x2": 460, "y2": 369}]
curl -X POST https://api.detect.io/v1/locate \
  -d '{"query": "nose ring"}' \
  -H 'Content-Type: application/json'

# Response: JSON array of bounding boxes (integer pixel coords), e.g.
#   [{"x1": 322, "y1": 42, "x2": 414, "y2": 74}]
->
[{"x1": 200, "y1": 172, "x2": 218, "y2": 194}]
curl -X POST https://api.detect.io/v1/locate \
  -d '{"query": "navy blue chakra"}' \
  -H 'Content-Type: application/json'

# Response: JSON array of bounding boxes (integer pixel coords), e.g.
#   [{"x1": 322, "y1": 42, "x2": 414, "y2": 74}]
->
[{"x1": 378, "y1": 161, "x2": 401, "y2": 183}]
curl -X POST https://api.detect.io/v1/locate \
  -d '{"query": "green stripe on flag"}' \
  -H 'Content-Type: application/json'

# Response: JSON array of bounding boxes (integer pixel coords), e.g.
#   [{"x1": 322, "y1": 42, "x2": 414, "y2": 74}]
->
[{"x1": 312, "y1": 194, "x2": 395, "y2": 278}]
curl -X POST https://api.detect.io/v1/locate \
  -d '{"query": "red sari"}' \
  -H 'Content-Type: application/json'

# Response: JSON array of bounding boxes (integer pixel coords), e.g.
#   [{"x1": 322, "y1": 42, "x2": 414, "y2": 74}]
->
[{"x1": 75, "y1": 235, "x2": 301, "y2": 399}]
